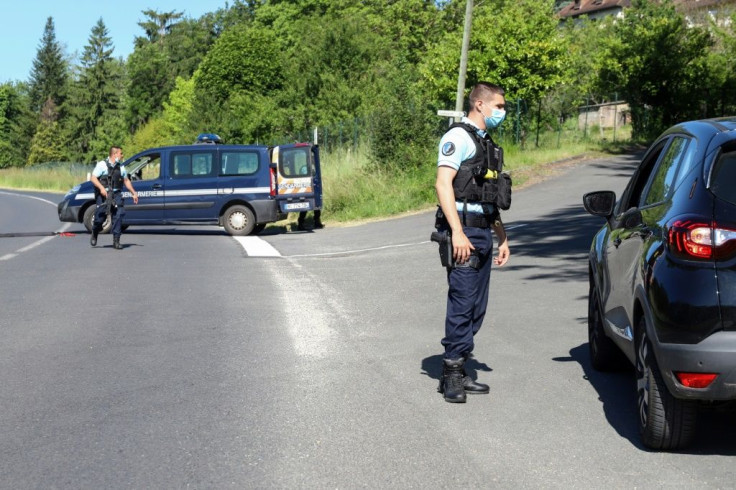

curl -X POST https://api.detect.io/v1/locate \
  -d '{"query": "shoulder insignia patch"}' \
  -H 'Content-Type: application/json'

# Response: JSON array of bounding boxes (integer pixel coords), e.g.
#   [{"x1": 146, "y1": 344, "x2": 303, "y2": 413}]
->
[{"x1": 442, "y1": 142, "x2": 455, "y2": 156}]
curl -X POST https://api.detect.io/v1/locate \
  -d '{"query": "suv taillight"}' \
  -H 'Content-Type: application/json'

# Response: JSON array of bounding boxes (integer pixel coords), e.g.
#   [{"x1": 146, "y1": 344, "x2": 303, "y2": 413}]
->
[
  {"x1": 668, "y1": 217, "x2": 736, "y2": 260},
  {"x1": 270, "y1": 167, "x2": 276, "y2": 197}
]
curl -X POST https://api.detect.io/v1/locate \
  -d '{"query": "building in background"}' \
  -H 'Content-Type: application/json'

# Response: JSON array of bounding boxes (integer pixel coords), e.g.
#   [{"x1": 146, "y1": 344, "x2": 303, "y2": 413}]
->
[{"x1": 557, "y1": 0, "x2": 631, "y2": 22}]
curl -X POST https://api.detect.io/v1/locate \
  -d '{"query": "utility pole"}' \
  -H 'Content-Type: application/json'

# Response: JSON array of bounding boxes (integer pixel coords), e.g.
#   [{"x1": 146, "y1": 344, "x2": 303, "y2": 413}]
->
[
  {"x1": 438, "y1": 0, "x2": 473, "y2": 125},
  {"x1": 454, "y1": 0, "x2": 474, "y2": 122}
]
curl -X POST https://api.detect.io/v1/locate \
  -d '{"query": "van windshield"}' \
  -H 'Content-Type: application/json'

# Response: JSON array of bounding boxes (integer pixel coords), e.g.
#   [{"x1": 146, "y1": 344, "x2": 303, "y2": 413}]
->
[{"x1": 280, "y1": 147, "x2": 312, "y2": 178}]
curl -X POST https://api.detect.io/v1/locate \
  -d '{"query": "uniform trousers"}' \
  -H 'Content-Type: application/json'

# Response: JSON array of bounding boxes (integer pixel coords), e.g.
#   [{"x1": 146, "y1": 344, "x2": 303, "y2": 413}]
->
[
  {"x1": 442, "y1": 225, "x2": 494, "y2": 360},
  {"x1": 94, "y1": 192, "x2": 125, "y2": 238}
]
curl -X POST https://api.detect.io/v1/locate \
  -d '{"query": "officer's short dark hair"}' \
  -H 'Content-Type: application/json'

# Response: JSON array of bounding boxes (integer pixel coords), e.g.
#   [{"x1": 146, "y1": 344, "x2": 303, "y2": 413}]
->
[
  {"x1": 469, "y1": 83, "x2": 505, "y2": 108},
  {"x1": 109, "y1": 145, "x2": 122, "y2": 157}
]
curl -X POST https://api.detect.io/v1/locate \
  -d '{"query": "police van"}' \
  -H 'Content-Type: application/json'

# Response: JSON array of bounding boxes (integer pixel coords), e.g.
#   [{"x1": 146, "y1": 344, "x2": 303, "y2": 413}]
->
[{"x1": 57, "y1": 135, "x2": 322, "y2": 236}]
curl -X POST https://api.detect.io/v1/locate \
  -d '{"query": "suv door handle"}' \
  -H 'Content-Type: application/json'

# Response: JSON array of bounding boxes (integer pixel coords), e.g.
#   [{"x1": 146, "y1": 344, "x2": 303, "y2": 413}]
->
[{"x1": 152, "y1": 184, "x2": 162, "y2": 189}]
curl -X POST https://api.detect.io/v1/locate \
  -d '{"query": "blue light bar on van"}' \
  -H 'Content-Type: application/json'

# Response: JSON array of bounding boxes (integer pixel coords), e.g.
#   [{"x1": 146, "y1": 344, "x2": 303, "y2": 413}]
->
[{"x1": 195, "y1": 133, "x2": 223, "y2": 144}]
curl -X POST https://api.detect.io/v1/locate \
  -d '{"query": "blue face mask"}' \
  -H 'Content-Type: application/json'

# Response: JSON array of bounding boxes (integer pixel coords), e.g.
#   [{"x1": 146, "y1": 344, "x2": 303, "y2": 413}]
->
[{"x1": 483, "y1": 108, "x2": 506, "y2": 130}]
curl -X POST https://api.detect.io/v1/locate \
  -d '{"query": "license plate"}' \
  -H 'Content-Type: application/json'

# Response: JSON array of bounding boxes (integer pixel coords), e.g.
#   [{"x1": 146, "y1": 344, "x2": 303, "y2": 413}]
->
[{"x1": 285, "y1": 202, "x2": 310, "y2": 210}]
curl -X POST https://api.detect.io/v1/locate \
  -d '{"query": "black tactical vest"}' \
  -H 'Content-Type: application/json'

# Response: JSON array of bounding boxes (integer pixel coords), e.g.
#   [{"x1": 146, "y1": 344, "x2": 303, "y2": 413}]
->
[
  {"x1": 449, "y1": 122, "x2": 504, "y2": 205},
  {"x1": 100, "y1": 159, "x2": 123, "y2": 191}
]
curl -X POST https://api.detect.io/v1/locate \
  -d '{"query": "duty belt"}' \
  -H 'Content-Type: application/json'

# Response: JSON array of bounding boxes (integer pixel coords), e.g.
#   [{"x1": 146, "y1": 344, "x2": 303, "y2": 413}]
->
[{"x1": 461, "y1": 212, "x2": 494, "y2": 228}]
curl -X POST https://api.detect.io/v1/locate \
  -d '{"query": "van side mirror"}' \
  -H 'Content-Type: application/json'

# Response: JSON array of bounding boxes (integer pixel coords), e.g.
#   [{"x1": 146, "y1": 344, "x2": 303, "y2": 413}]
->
[{"x1": 583, "y1": 191, "x2": 616, "y2": 218}]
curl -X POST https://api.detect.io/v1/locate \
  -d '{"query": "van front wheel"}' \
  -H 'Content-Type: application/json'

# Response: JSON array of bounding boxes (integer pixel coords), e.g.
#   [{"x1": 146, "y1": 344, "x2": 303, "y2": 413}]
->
[{"x1": 223, "y1": 205, "x2": 256, "y2": 236}]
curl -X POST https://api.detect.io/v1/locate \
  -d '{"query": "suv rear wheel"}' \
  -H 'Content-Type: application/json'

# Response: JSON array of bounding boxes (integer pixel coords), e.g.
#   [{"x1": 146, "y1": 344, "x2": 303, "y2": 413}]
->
[
  {"x1": 636, "y1": 318, "x2": 697, "y2": 450},
  {"x1": 222, "y1": 205, "x2": 256, "y2": 236}
]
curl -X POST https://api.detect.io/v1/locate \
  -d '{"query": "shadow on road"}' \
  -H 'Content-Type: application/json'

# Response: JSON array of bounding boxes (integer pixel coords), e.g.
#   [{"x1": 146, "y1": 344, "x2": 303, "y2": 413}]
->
[
  {"x1": 556, "y1": 343, "x2": 736, "y2": 455},
  {"x1": 505, "y1": 153, "x2": 641, "y2": 282},
  {"x1": 506, "y1": 204, "x2": 608, "y2": 282}
]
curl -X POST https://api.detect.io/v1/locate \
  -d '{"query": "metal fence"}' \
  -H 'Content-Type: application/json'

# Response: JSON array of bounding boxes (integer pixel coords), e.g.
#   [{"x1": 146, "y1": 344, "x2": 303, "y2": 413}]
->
[{"x1": 271, "y1": 96, "x2": 632, "y2": 154}]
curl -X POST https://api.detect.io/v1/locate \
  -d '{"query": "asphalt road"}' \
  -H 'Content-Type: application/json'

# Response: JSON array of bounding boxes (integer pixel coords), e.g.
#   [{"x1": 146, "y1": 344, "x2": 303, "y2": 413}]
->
[{"x1": 1, "y1": 155, "x2": 735, "y2": 489}]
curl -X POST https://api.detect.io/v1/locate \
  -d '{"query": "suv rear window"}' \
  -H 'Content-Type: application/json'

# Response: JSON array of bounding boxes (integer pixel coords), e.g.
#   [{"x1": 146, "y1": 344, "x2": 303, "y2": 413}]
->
[{"x1": 711, "y1": 150, "x2": 736, "y2": 205}]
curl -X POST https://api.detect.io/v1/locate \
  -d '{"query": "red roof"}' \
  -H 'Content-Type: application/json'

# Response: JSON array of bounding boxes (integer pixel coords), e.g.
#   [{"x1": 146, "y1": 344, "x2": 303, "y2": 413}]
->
[{"x1": 558, "y1": 0, "x2": 631, "y2": 18}]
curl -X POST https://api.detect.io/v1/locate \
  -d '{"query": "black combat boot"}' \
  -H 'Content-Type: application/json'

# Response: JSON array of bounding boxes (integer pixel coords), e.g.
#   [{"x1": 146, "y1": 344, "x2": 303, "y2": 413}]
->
[
  {"x1": 90, "y1": 230, "x2": 98, "y2": 247},
  {"x1": 113, "y1": 237, "x2": 122, "y2": 250},
  {"x1": 462, "y1": 369, "x2": 489, "y2": 394},
  {"x1": 438, "y1": 358, "x2": 467, "y2": 403},
  {"x1": 462, "y1": 355, "x2": 489, "y2": 394}
]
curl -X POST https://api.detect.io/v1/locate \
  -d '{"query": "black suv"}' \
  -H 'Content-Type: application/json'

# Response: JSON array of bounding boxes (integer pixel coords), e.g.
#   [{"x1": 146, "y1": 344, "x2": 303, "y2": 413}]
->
[{"x1": 584, "y1": 118, "x2": 736, "y2": 450}]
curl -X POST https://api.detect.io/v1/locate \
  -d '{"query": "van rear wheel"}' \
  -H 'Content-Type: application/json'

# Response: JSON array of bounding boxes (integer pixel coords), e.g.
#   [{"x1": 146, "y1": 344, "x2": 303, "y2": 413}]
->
[{"x1": 223, "y1": 205, "x2": 256, "y2": 236}]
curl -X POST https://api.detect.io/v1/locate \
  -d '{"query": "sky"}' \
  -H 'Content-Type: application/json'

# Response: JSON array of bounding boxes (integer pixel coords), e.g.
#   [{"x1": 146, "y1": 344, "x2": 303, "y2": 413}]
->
[{"x1": 0, "y1": 0, "x2": 230, "y2": 83}]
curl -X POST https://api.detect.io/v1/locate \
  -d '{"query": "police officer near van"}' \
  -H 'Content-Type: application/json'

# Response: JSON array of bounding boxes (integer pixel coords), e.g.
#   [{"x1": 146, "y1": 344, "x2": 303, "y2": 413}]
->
[
  {"x1": 435, "y1": 82, "x2": 510, "y2": 403},
  {"x1": 90, "y1": 146, "x2": 138, "y2": 249}
]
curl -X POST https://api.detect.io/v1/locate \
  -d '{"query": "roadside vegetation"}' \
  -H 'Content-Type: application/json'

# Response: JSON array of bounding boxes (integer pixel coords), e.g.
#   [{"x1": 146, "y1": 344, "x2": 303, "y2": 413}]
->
[
  {"x1": 0, "y1": 123, "x2": 632, "y2": 222},
  {"x1": 0, "y1": 0, "x2": 731, "y2": 221}
]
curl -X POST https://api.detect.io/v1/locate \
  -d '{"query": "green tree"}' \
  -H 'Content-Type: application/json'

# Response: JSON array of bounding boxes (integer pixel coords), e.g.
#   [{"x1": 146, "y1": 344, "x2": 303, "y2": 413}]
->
[
  {"x1": 126, "y1": 43, "x2": 169, "y2": 130},
  {"x1": 703, "y1": 11, "x2": 736, "y2": 117},
  {"x1": 126, "y1": 11, "x2": 220, "y2": 132},
  {"x1": 594, "y1": 0, "x2": 713, "y2": 139},
  {"x1": 195, "y1": 23, "x2": 283, "y2": 102},
  {"x1": 64, "y1": 18, "x2": 122, "y2": 162},
  {"x1": 136, "y1": 9, "x2": 184, "y2": 44},
  {"x1": 28, "y1": 17, "x2": 68, "y2": 114},
  {"x1": 0, "y1": 83, "x2": 34, "y2": 167},
  {"x1": 419, "y1": 0, "x2": 565, "y2": 110},
  {"x1": 27, "y1": 98, "x2": 65, "y2": 164}
]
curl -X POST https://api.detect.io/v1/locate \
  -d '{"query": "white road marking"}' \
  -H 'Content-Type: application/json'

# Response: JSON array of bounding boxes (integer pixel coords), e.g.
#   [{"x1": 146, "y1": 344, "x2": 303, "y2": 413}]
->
[
  {"x1": 0, "y1": 190, "x2": 59, "y2": 206},
  {"x1": 268, "y1": 258, "x2": 343, "y2": 359},
  {"x1": 0, "y1": 191, "x2": 71, "y2": 261},
  {"x1": 232, "y1": 223, "x2": 528, "y2": 258},
  {"x1": 289, "y1": 240, "x2": 431, "y2": 258},
  {"x1": 232, "y1": 236, "x2": 282, "y2": 256}
]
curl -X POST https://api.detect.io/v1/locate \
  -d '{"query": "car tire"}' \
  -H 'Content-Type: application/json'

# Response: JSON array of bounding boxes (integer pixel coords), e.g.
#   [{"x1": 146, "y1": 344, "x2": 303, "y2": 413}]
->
[
  {"x1": 83, "y1": 205, "x2": 111, "y2": 234},
  {"x1": 636, "y1": 318, "x2": 697, "y2": 450},
  {"x1": 222, "y1": 205, "x2": 256, "y2": 236},
  {"x1": 588, "y1": 284, "x2": 626, "y2": 371}
]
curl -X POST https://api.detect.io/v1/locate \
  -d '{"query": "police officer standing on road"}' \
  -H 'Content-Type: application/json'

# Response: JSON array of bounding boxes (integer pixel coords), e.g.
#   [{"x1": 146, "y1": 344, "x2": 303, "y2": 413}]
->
[
  {"x1": 90, "y1": 146, "x2": 138, "y2": 250},
  {"x1": 435, "y1": 82, "x2": 510, "y2": 403},
  {"x1": 297, "y1": 209, "x2": 324, "y2": 231}
]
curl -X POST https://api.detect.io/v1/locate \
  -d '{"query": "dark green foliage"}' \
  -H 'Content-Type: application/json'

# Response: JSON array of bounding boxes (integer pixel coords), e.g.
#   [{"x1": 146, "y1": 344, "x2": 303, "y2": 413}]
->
[
  {"x1": 595, "y1": 0, "x2": 713, "y2": 139},
  {"x1": 126, "y1": 12, "x2": 218, "y2": 132},
  {"x1": 368, "y1": 64, "x2": 438, "y2": 169},
  {"x1": 28, "y1": 98, "x2": 65, "y2": 164},
  {"x1": 0, "y1": 83, "x2": 34, "y2": 167},
  {"x1": 15, "y1": 0, "x2": 736, "y2": 172},
  {"x1": 136, "y1": 9, "x2": 184, "y2": 44},
  {"x1": 28, "y1": 17, "x2": 68, "y2": 114},
  {"x1": 195, "y1": 24, "x2": 283, "y2": 102},
  {"x1": 64, "y1": 19, "x2": 124, "y2": 162}
]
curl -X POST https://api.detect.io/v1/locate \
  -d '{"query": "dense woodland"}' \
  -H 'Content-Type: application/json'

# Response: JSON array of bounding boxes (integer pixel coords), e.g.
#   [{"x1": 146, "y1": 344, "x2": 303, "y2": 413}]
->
[{"x1": 2, "y1": 0, "x2": 736, "y2": 168}]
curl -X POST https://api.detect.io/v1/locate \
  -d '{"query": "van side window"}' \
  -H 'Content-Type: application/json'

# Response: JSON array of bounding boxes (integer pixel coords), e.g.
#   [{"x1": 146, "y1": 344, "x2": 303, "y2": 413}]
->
[
  {"x1": 280, "y1": 148, "x2": 311, "y2": 178},
  {"x1": 221, "y1": 151, "x2": 259, "y2": 176},
  {"x1": 128, "y1": 153, "x2": 161, "y2": 181},
  {"x1": 171, "y1": 152, "x2": 214, "y2": 179}
]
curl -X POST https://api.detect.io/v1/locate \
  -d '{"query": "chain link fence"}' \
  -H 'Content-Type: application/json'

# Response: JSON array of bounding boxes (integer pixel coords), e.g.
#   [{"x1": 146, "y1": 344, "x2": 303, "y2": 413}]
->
[{"x1": 269, "y1": 94, "x2": 632, "y2": 155}]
